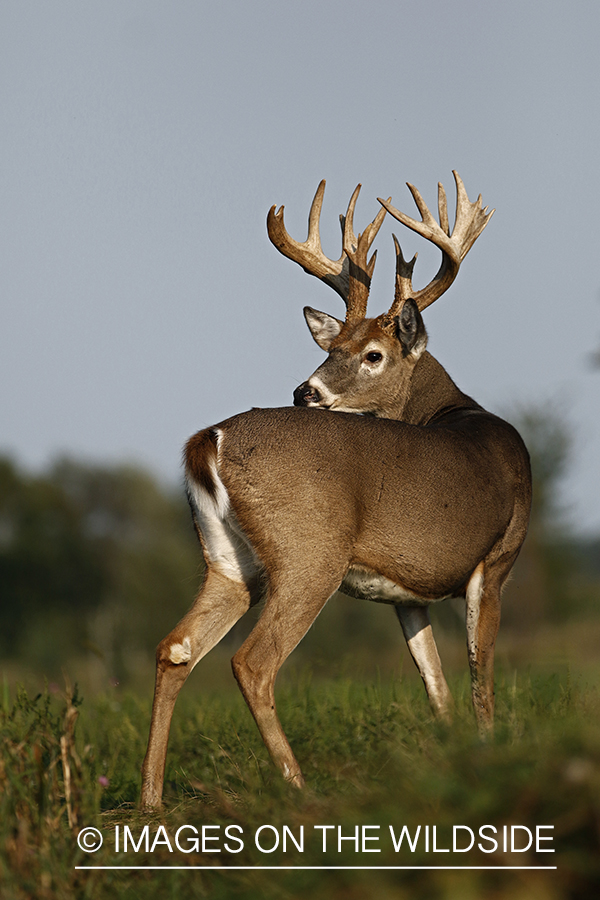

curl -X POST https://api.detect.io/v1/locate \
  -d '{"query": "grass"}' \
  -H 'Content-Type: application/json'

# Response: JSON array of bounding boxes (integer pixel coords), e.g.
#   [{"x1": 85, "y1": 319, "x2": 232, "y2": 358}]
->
[{"x1": 1, "y1": 667, "x2": 599, "y2": 899}]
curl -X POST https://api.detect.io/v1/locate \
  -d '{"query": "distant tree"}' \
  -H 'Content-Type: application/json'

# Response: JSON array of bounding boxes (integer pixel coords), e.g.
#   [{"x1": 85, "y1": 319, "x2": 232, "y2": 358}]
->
[
  {"x1": 0, "y1": 458, "x2": 106, "y2": 659},
  {"x1": 500, "y1": 405, "x2": 588, "y2": 628},
  {"x1": 0, "y1": 458, "x2": 201, "y2": 682},
  {"x1": 512, "y1": 406, "x2": 570, "y2": 538}
]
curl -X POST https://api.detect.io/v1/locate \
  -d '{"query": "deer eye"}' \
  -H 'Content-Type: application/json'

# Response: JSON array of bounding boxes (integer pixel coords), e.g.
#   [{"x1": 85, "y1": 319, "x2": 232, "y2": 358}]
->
[{"x1": 365, "y1": 351, "x2": 383, "y2": 363}]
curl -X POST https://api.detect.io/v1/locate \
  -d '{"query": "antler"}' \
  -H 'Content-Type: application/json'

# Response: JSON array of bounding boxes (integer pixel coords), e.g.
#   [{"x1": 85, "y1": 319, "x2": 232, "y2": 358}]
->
[
  {"x1": 267, "y1": 181, "x2": 387, "y2": 323},
  {"x1": 379, "y1": 171, "x2": 494, "y2": 314}
]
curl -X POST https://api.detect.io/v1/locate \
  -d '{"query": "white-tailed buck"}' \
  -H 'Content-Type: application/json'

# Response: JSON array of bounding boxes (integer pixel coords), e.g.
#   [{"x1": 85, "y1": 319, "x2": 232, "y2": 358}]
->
[{"x1": 141, "y1": 172, "x2": 531, "y2": 808}]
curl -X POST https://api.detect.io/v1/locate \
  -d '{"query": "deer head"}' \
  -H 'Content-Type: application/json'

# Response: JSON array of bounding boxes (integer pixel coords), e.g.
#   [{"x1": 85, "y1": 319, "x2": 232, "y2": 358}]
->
[{"x1": 267, "y1": 172, "x2": 494, "y2": 419}]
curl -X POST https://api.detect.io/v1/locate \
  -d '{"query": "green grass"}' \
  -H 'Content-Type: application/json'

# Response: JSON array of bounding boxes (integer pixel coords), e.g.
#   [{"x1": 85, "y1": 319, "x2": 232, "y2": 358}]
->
[{"x1": 1, "y1": 669, "x2": 599, "y2": 899}]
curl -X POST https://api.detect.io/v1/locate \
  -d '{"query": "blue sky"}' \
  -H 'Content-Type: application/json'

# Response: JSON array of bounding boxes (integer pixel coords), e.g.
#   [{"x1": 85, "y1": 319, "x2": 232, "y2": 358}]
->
[{"x1": 1, "y1": 1, "x2": 599, "y2": 533}]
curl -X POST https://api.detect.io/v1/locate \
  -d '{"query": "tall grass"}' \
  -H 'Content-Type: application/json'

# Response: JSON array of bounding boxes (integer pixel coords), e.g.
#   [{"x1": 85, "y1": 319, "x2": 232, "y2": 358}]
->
[{"x1": 1, "y1": 669, "x2": 599, "y2": 899}]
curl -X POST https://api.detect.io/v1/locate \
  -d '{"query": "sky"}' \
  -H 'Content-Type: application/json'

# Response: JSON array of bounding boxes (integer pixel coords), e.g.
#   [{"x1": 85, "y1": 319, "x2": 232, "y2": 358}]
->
[{"x1": 1, "y1": 0, "x2": 599, "y2": 534}]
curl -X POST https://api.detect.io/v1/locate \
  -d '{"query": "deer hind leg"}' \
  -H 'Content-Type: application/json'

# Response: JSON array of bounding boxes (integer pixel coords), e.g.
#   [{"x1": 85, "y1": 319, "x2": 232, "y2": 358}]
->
[
  {"x1": 140, "y1": 567, "x2": 254, "y2": 809},
  {"x1": 231, "y1": 568, "x2": 343, "y2": 787},
  {"x1": 465, "y1": 560, "x2": 506, "y2": 737},
  {"x1": 395, "y1": 605, "x2": 453, "y2": 721}
]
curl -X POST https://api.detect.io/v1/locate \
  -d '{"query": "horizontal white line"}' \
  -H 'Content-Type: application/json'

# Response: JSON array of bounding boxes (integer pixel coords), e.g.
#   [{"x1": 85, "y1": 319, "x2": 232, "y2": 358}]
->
[{"x1": 75, "y1": 866, "x2": 558, "y2": 871}]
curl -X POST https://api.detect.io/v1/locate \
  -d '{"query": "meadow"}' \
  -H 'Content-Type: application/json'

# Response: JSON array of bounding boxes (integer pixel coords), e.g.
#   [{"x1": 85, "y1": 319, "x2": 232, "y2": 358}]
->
[{"x1": 2, "y1": 640, "x2": 599, "y2": 900}]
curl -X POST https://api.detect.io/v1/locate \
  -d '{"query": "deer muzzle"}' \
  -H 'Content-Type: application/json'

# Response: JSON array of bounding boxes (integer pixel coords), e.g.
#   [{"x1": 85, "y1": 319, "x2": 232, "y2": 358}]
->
[{"x1": 293, "y1": 382, "x2": 322, "y2": 407}]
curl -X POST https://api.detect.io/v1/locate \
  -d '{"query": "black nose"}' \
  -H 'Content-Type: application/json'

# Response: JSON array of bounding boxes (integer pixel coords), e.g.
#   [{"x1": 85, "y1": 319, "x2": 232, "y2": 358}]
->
[{"x1": 293, "y1": 382, "x2": 321, "y2": 406}]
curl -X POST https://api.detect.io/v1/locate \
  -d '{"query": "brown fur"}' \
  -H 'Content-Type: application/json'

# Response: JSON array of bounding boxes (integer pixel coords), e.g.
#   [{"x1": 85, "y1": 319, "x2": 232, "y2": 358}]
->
[{"x1": 184, "y1": 428, "x2": 218, "y2": 501}]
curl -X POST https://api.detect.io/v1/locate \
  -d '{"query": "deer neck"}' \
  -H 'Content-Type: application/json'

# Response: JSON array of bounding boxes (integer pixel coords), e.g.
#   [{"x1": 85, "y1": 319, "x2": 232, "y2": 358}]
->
[{"x1": 399, "y1": 352, "x2": 481, "y2": 426}]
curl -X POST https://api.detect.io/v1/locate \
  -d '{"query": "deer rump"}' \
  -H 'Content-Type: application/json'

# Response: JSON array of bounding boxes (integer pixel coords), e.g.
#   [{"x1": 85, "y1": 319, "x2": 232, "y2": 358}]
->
[{"x1": 185, "y1": 406, "x2": 529, "y2": 607}]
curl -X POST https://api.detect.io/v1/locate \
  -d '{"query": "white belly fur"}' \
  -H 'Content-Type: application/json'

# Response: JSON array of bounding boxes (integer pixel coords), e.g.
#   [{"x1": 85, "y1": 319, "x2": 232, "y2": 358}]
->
[{"x1": 340, "y1": 566, "x2": 451, "y2": 606}]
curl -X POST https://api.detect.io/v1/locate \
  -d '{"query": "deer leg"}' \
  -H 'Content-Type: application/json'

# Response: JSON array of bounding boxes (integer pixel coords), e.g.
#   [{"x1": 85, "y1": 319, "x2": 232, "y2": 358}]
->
[
  {"x1": 231, "y1": 572, "x2": 342, "y2": 787},
  {"x1": 140, "y1": 568, "x2": 253, "y2": 809},
  {"x1": 395, "y1": 605, "x2": 453, "y2": 721},
  {"x1": 465, "y1": 561, "x2": 501, "y2": 737}
]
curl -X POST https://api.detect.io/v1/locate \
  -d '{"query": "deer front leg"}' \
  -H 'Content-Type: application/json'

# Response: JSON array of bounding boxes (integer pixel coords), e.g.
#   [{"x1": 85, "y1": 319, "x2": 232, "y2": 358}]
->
[
  {"x1": 395, "y1": 605, "x2": 453, "y2": 721},
  {"x1": 141, "y1": 569, "x2": 252, "y2": 809}
]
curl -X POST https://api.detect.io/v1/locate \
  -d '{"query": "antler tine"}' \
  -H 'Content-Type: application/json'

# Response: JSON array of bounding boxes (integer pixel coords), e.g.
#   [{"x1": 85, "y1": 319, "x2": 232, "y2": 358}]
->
[
  {"x1": 267, "y1": 181, "x2": 387, "y2": 321},
  {"x1": 388, "y1": 233, "x2": 418, "y2": 317},
  {"x1": 451, "y1": 171, "x2": 493, "y2": 261},
  {"x1": 339, "y1": 182, "x2": 361, "y2": 254},
  {"x1": 438, "y1": 181, "x2": 449, "y2": 236},
  {"x1": 378, "y1": 171, "x2": 494, "y2": 312}
]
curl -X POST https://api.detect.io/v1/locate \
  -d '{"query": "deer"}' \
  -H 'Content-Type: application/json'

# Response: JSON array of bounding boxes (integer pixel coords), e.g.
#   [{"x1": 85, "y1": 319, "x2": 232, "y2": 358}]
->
[{"x1": 140, "y1": 172, "x2": 531, "y2": 809}]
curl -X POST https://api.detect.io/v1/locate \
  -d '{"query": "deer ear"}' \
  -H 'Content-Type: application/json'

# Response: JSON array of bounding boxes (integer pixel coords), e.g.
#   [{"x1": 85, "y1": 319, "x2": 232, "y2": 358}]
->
[
  {"x1": 303, "y1": 307, "x2": 344, "y2": 351},
  {"x1": 395, "y1": 299, "x2": 428, "y2": 359}
]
